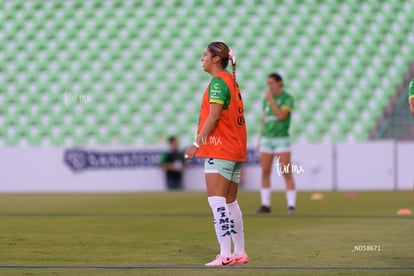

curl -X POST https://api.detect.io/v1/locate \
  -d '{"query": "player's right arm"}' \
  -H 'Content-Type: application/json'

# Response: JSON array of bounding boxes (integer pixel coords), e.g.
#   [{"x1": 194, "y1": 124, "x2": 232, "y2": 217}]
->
[
  {"x1": 408, "y1": 79, "x2": 414, "y2": 115},
  {"x1": 265, "y1": 91, "x2": 290, "y2": 120},
  {"x1": 184, "y1": 78, "x2": 229, "y2": 160}
]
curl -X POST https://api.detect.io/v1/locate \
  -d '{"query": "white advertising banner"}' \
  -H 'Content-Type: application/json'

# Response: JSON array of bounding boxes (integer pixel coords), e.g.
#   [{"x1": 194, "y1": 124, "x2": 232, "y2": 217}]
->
[
  {"x1": 241, "y1": 143, "x2": 334, "y2": 191},
  {"x1": 336, "y1": 141, "x2": 395, "y2": 191},
  {"x1": 397, "y1": 142, "x2": 414, "y2": 190},
  {"x1": 0, "y1": 142, "x2": 412, "y2": 192}
]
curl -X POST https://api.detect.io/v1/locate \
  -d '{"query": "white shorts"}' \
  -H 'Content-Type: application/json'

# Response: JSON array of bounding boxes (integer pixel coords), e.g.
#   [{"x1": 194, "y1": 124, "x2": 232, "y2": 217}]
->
[{"x1": 260, "y1": 137, "x2": 291, "y2": 154}]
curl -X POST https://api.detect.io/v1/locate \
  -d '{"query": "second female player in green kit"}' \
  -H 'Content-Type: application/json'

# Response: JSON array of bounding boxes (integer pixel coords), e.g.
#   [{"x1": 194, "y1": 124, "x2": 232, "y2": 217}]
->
[
  {"x1": 409, "y1": 78, "x2": 414, "y2": 115},
  {"x1": 255, "y1": 73, "x2": 297, "y2": 215}
]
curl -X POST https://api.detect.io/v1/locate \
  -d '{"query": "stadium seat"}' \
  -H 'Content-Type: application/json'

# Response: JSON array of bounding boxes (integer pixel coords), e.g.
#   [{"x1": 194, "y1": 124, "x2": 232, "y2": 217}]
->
[{"x1": 0, "y1": 0, "x2": 412, "y2": 146}]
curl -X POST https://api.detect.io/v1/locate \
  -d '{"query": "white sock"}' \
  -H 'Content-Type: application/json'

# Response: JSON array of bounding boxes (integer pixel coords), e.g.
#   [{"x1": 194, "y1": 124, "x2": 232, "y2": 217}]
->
[
  {"x1": 227, "y1": 200, "x2": 245, "y2": 255},
  {"x1": 260, "y1": 188, "x2": 271, "y2": 207},
  {"x1": 207, "y1": 196, "x2": 232, "y2": 258},
  {"x1": 286, "y1": 190, "x2": 296, "y2": 207}
]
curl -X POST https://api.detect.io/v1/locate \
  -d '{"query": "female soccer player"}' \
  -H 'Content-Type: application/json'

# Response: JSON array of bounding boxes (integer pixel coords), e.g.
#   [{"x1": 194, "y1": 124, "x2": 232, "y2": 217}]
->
[
  {"x1": 184, "y1": 42, "x2": 248, "y2": 266},
  {"x1": 409, "y1": 78, "x2": 414, "y2": 115},
  {"x1": 255, "y1": 73, "x2": 297, "y2": 215}
]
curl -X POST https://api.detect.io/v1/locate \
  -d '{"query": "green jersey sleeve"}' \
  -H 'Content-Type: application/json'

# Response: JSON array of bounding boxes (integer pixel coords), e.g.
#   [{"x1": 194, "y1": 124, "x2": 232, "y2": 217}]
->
[
  {"x1": 209, "y1": 78, "x2": 230, "y2": 107},
  {"x1": 409, "y1": 79, "x2": 414, "y2": 99},
  {"x1": 281, "y1": 94, "x2": 294, "y2": 111}
]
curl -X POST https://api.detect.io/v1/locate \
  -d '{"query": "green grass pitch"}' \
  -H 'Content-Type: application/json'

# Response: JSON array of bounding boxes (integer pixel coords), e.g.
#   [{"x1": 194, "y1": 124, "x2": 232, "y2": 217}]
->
[{"x1": 0, "y1": 191, "x2": 413, "y2": 275}]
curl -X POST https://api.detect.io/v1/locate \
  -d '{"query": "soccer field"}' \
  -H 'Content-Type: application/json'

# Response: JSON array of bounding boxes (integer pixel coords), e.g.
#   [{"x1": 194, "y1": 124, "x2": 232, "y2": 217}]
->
[{"x1": 0, "y1": 191, "x2": 413, "y2": 276}]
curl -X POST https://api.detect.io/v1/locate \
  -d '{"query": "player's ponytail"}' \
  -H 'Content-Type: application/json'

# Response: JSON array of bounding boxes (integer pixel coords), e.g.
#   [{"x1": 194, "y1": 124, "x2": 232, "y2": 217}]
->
[{"x1": 228, "y1": 49, "x2": 236, "y2": 83}]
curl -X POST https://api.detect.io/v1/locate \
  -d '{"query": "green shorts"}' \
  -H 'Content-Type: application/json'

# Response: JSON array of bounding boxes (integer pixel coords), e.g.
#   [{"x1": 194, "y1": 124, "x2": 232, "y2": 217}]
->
[
  {"x1": 260, "y1": 137, "x2": 291, "y2": 154},
  {"x1": 204, "y1": 158, "x2": 243, "y2": 183}
]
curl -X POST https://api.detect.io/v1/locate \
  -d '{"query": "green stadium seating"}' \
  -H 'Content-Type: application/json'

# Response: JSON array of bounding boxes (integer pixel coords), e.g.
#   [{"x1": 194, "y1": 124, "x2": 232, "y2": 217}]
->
[{"x1": 0, "y1": 0, "x2": 413, "y2": 146}]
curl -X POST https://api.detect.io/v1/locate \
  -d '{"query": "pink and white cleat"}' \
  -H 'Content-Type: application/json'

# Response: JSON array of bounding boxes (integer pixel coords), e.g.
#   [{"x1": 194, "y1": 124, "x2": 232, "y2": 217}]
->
[
  {"x1": 205, "y1": 255, "x2": 236, "y2": 266},
  {"x1": 232, "y1": 252, "x2": 249, "y2": 264}
]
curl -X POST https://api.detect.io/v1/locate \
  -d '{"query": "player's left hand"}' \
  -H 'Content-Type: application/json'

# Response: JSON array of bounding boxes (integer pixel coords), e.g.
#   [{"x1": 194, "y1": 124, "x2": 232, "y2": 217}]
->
[{"x1": 184, "y1": 145, "x2": 198, "y2": 160}]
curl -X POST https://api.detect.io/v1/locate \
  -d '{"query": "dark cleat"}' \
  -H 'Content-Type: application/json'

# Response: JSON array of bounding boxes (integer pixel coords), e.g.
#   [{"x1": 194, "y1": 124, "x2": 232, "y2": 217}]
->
[
  {"x1": 255, "y1": 206, "x2": 271, "y2": 214},
  {"x1": 287, "y1": 206, "x2": 296, "y2": 215}
]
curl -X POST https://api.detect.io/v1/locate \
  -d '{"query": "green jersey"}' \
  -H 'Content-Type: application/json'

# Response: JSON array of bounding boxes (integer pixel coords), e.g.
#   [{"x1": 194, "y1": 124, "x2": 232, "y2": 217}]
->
[
  {"x1": 261, "y1": 91, "x2": 294, "y2": 138},
  {"x1": 409, "y1": 79, "x2": 414, "y2": 99}
]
